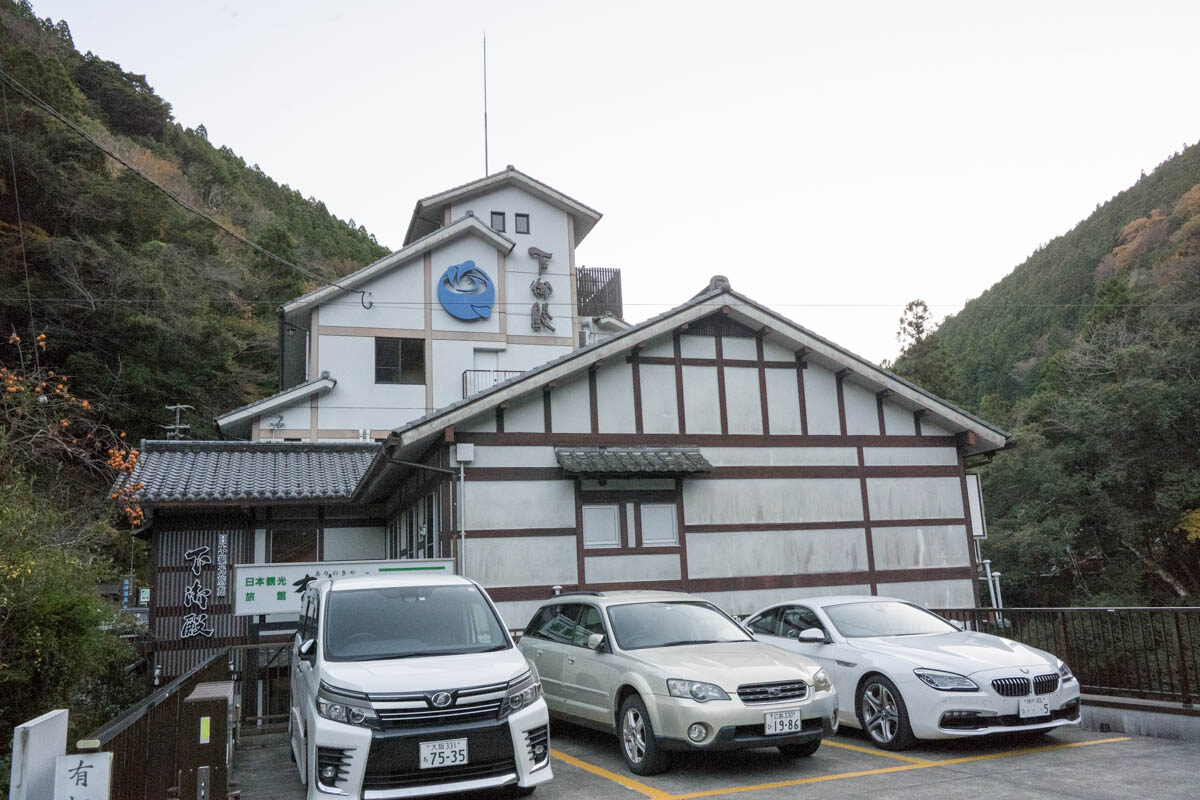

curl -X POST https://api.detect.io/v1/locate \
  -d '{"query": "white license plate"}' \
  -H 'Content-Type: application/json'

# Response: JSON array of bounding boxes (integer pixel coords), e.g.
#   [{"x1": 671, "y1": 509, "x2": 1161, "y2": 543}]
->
[
  {"x1": 419, "y1": 738, "x2": 468, "y2": 769},
  {"x1": 1018, "y1": 697, "x2": 1050, "y2": 719},
  {"x1": 764, "y1": 709, "x2": 803, "y2": 735}
]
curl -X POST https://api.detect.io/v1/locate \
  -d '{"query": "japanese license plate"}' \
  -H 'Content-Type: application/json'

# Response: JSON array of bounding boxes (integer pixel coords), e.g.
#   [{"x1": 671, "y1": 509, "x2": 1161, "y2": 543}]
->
[
  {"x1": 1018, "y1": 697, "x2": 1050, "y2": 719},
  {"x1": 764, "y1": 709, "x2": 802, "y2": 735},
  {"x1": 419, "y1": 738, "x2": 468, "y2": 769}
]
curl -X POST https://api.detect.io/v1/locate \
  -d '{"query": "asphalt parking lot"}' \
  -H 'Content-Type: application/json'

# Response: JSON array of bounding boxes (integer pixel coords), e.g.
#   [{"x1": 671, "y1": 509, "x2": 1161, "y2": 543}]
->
[{"x1": 236, "y1": 723, "x2": 1200, "y2": 800}]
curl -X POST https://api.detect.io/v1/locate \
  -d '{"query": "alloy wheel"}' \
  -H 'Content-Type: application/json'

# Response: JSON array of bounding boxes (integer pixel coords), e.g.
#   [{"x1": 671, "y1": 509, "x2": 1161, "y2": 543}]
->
[
  {"x1": 862, "y1": 682, "x2": 901, "y2": 743},
  {"x1": 622, "y1": 707, "x2": 647, "y2": 764}
]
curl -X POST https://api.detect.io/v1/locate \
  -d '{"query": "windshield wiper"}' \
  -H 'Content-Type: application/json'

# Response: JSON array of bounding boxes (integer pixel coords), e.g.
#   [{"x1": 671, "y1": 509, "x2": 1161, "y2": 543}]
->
[
  {"x1": 656, "y1": 639, "x2": 721, "y2": 647},
  {"x1": 340, "y1": 644, "x2": 507, "y2": 661}
]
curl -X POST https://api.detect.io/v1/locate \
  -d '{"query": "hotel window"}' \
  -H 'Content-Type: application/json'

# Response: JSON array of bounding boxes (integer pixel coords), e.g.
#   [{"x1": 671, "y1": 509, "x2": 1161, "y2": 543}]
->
[
  {"x1": 582, "y1": 504, "x2": 621, "y2": 549},
  {"x1": 639, "y1": 503, "x2": 678, "y2": 546},
  {"x1": 514, "y1": 213, "x2": 530, "y2": 234},
  {"x1": 490, "y1": 211, "x2": 506, "y2": 232},
  {"x1": 375, "y1": 337, "x2": 424, "y2": 384}
]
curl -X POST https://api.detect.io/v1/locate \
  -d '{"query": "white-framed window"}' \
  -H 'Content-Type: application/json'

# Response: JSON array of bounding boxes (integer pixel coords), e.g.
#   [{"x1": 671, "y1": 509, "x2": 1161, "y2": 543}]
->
[
  {"x1": 639, "y1": 503, "x2": 678, "y2": 546},
  {"x1": 582, "y1": 504, "x2": 621, "y2": 549}
]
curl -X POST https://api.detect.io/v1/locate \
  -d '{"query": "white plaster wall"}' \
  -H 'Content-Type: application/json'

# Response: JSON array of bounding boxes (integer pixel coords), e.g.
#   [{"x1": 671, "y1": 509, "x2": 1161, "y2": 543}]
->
[
  {"x1": 550, "y1": 373, "x2": 590, "y2": 433},
  {"x1": 467, "y1": 535, "x2": 578, "y2": 587},
  {"x1": 761, "y1": 339, "x2": 795, "y2": 362},
  {"x1": 722, "y1": 336, "x2": 758, "y2": 360},
  {"x1": 504, "y1": 390, "x2": 544, "y2": 432},
  {"x1": 260, "y1": 398, "x2": 311, "y2": 432},
  {"x1": 683, "y1": 478, "x2": 863, "y2": 525},
  {"x1": 467, "y1": 480, "x2": 575, "y2": 528},
  {"x1": 843, "y1": 381, "x2": 880, "y2": 435},
  {"x1": 317, "y1": 335, "x2": 426, "y2": 430},
  {"x1": 871, "y1": 525, "x2": 971, "y2": 570},
  {"x1": 867, "y1": 477, "x2": 965, "y2": 521},
  {"x1": 639, "y1": 365, "x2": 679, "y2": 434},
  {"x1": 323, "y1": 526, "x2": 386, "y2": 560},
  {"x1": 883, "y1": 400, "x2": 917, "y2": 436},
  {"x1": 697, "y1": 585, "x2": 875, "y2": 617},
  {"x1": 725, "y1": 367, "x2": 763, "y2": 435},
  {"x1": 452, "y1": 184, "x2": 573, "y2": 337},
  {"x1": 764, "y1": 368, "x2": 803, "y2": 434},
  {"x1": 679, "y1": 335, "x2": 716, "y2": 358},
  {"x1": 503, "y1": 343, "x2": 572, "y2": 371},
  {"x1": 495, "y1": 599, "x2": 549, "y2": 631},
  {"x1": 862, "y1": 447, "x2": 959, "y2": 466},
  {"x1": 921, "y1": 419, "x2": 955, "y2": 437},
  {"x1": 433, "y1": 338, "x2": 490, "y2": 409},
  {"x1": 429, "y1": 236, "x2": 502, "y2": 334},
  {"x1": 585, "y1": 553, "x2": 681, "y2": 583},
  {"x1": 878, "y1": 579, "x2": 974, "y2": 609},
  {"x1": 682, "y1": 366, "x2": 721, "y2": 433},
  {"x1": 703, "y1": 447, "x2": 858, "y2": 466},
  {"x1": 319, "y1": 254, "x2": 424, "y2": 329},
  {"x1": 803, "y1": 364, "x2": 841, "y2": 434},
  {"x1": 640, "y1": 336, "x2": 675, "y2": 358},
  {"x1": 687, "y1": 529, "x2": 869, "y2": 579},
  {"x1": 596, "y1": 361, "x2": 636, "y2": 434},
  {"x1": 461, "y1": 411, "x2": 497, "y2": 433},
  {"x1": 468, "y1": 446, "x2": 558, "y2": 468}
]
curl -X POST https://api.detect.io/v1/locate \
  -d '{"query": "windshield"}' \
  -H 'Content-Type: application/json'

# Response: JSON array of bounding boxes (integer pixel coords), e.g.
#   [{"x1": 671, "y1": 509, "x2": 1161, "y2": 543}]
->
[
  {"x1": 607, "y1": 601, "x2": 751, "y2": 650},
  {"x1": 824, "y1": 601, "x2": 957, "y2": 638},
  {"x1": 323, "y1": 584, "x2": 509, "y2": 661}
]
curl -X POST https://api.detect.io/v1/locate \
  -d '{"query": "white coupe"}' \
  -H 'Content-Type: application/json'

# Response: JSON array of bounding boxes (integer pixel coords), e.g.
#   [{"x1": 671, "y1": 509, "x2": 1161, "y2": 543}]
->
[{"x1": 744, "y1": 595, "x2": 1081, "y2": 750}]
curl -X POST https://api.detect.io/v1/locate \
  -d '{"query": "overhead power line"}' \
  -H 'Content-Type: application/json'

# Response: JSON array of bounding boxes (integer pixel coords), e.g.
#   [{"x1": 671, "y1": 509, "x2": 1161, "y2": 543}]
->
[{"x1": 0, "y1": 66, "x2": 368, "y2": 306}]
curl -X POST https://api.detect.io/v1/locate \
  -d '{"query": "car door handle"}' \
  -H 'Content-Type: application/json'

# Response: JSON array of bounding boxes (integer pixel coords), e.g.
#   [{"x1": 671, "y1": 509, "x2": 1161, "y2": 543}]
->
[
  {"x1": 566, "y1": 656, "x2": 575, "y2": 665},
  {"x1": 535, "y1": 649, "x2": 544, "y2": 657}
]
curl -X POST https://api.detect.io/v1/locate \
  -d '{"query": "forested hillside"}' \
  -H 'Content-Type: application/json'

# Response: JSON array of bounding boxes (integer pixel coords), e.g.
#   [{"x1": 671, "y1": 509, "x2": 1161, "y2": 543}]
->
[
  {"x1": 0, "y1": 1, "x2": 387, "y2": 771},
  {"x1": 0, "y1": 0, "x2": 387, "y2": 438},
  {"x1": 895, "y1": 144, "x2": 1200, "y2": 607}
]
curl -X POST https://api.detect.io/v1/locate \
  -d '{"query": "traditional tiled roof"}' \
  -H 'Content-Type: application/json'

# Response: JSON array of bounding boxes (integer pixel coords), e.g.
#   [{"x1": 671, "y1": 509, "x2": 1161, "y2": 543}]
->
[
  {"x1": 115, "y1": 440, "x2": 380, "y2": 505},
  {"x1": 555, "y1": 447, "x2": 712, "y2": 476}
]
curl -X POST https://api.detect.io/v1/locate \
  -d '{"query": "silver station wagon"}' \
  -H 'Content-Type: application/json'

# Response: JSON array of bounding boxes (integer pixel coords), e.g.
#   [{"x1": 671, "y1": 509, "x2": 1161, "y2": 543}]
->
[{"x1": 518, "y1": 590, "x2": 839, "y2": 775}]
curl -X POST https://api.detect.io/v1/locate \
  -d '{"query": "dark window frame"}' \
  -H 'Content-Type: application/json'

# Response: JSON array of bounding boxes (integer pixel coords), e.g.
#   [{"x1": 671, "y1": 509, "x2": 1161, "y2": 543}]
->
[
  {"x1": 514, "y1": 213, "x2": 530, "y2": 234},
  {"x1": 374, "y1": 337, "x2": 425, "y2": 385},
  {"x1": 490, "y1": 211, "x2": 506, "y2": 232}
]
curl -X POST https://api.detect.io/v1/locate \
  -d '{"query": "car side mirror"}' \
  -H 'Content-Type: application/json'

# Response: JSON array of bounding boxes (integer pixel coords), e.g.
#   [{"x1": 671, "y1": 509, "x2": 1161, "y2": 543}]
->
[
  {"x1": 798, "y1": 628, "x2": 827, "y2": 644},
  {"x1": 586, "y1": 633, "x2": 608, "y2": 652},
  {"x1": 298, "y1": 638, "x2": 316, "y2": 660}
]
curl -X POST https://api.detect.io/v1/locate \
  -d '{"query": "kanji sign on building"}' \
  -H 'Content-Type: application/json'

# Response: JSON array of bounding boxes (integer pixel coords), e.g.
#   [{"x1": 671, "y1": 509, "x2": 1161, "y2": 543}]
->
[
  {"x1": 53, "y1": 751, "x2": 111, "y2": 800},
  {"x1": 232, "y1": 559, "x2": 453, "y2": 616}
]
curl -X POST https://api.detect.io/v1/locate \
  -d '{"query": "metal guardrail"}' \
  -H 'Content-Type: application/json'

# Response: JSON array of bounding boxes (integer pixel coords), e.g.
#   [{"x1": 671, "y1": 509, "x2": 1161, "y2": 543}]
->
[
  {"x1": 462, "y1": 369, "x2": 525, "y2": 398},
  {"x1": 934, "y1": 607, "x2": 1198, "y2": 707},
  {"x1": 85, "y1": 649, "x2": 231, "y2": 799},
  {"x1": 232, "y1": 642, "x2": 292, "y2": 738}
]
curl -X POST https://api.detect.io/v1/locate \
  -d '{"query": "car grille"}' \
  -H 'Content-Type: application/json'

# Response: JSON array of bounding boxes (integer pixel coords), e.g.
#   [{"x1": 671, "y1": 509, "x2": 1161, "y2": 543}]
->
[
  {"x1": 938, "y1": 700, "x2": 1080, "y2": 730},
  {"x1": 1032, "y1": 673, "x2": 1060, "y2": 695},
  {"x1": 316, "y1": 746, "x2": 352, "y2": 787},
  {"x1": 361, "y1": 756, "x2": 517, "y2": 790},
  {"x1": 991, "y1": 677, "x2": 1032, "y2": 697},
  {"x1": 370, "y1": 680, "x2": 508, "y2": 729},
  {"x1": 737, "y1": 681, "x2": 809, "y2": 704}
]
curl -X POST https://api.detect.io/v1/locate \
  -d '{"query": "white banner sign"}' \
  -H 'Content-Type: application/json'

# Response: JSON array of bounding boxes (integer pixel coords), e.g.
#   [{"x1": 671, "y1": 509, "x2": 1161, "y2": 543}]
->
[
  {"x1": 233, "y1": 559, "x2": 454, "y2": 616},
  {"x1": 53, "y1": 752, "x2": 111, "y2": 800}
]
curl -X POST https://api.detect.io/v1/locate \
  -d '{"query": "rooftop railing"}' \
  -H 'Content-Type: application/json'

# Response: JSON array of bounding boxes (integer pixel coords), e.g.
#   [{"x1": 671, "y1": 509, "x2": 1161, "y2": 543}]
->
[{"x1": 577, "y1": 266, "x2": 623, "y2": 319}]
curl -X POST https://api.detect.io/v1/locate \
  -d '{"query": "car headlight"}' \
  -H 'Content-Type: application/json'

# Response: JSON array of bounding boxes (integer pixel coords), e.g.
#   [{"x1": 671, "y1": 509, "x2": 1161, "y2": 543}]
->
[
  {"x1": 501, "y1": 668, "x2": 542, "y2": 717},
  {"x1": 316, "y1": 682, "x2": 380, "y2": 728},
  {"x1": 1057, "y1": 659, "x2": 1075, "y2": 682},
  {"x1": 811, "y1": 669, "x2": 832, "y2": 693},
  {"x1": 913, "y1": 668, "x2": 978, "y2": 692},
  {"x1": 667, "y1": 679, "x2": 730, "y2": 702}
]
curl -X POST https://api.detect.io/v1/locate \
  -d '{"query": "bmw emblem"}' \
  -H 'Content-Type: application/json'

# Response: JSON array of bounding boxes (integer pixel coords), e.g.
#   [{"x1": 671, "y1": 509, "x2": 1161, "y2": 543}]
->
[
  {"x1": 1019, "y1": 668, "x2": 1030, "y2": 674},
  {"x1": 431, "y1": 692, "x2": 453, "y2": 708}
]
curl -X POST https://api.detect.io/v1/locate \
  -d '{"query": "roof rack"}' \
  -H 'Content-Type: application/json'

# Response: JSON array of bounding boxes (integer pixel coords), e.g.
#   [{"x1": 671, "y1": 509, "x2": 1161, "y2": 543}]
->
[{"x1": 552, "y1": 590, "x2": 606, "y2": 598}]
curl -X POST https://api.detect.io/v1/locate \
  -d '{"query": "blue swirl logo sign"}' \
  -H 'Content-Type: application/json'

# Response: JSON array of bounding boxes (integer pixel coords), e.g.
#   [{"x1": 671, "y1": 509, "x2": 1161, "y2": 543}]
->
[{"x1": 437, "y1": 260, "x2": 494, "y2": 321}]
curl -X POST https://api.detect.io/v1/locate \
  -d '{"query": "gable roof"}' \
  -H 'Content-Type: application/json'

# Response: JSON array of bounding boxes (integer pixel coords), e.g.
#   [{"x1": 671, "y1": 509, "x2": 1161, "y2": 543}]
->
[
  {"x1": 115, "y1": 440, "x2": 379, "y2": 506},
  {"x1": 404, "y1": 166, "x2": 602, "y2": 246},
  {"x1": 353, "y1": 276, "x2": 1010, "y2": 502},
  {"x1": 279, "y1": 214, "x2": 514, "y2": 318},
  {"x1": 215, "y1": 374, "x2": 336, "y2": 439}
]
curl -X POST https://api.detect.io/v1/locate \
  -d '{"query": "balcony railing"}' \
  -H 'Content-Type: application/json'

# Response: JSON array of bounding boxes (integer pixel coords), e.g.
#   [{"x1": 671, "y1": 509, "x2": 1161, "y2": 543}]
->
[
  {"x1": 577, "y1": 266, "x2": 623, "y2": 319},
  {"x1": 462, "y1": 369, "x2": 525, "y2": 398}
]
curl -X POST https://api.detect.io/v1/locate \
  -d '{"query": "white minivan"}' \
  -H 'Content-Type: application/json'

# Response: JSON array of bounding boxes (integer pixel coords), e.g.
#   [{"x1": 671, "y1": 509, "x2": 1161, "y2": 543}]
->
[{"x1": 289, "y1": 574, "x2": 552, "y2": 798}]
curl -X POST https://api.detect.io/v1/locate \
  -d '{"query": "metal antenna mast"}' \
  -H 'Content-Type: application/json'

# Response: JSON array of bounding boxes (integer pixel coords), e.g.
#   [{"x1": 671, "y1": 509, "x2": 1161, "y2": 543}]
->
[
  {"x1": 483, "y1": 33, "x2": 489, "y2": 175},
  {"x1": 160, "y1": 403, "x2": 194, "y2": 439}
]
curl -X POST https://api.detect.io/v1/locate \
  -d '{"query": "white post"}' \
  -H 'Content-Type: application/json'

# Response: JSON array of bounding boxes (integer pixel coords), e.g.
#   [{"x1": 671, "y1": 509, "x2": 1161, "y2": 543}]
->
[
  {"x1": 981, "y1": 558, "x2": 998, "y2": 608},
  {"x1": 992, "y1": 571, "x2": 1004, "y2": 610},
  {"x1": 459, "y1": 460, "x2": 466, "y2": 578}
]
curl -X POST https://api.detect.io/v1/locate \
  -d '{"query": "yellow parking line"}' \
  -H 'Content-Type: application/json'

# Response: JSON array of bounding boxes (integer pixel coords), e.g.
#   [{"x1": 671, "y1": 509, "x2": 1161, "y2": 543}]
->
[
  {"x1": 822, "y1": 739, "x2": 937, "y2": 765},
  {"x1": 551, "y1": 748, "x2": 676, "y2": 800},
  {"x1": 665, "y1": 736, "x2": 1131, "y2": 800}
]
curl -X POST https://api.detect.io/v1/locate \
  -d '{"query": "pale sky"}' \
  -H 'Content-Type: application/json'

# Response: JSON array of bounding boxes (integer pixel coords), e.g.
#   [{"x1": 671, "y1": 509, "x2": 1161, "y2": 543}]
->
[{"x1": 37, "y1": 0, "x2": 1200, "y2": 362}]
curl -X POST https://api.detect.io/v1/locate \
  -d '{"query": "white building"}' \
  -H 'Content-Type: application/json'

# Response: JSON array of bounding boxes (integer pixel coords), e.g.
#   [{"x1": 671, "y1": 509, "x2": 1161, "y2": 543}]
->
[{"x1": 124, "y1": 168, "x2": 1008, "y2": 678}]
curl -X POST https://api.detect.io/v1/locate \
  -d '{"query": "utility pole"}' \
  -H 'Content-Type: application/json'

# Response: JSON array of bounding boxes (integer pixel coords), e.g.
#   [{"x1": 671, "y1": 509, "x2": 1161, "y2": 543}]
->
[
  {"x1": 160, "y1": 403, "x2": 194, "y2": 439},
  {"x1": 483, "y1": 33, "x2": 489, "y2": 175}
]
